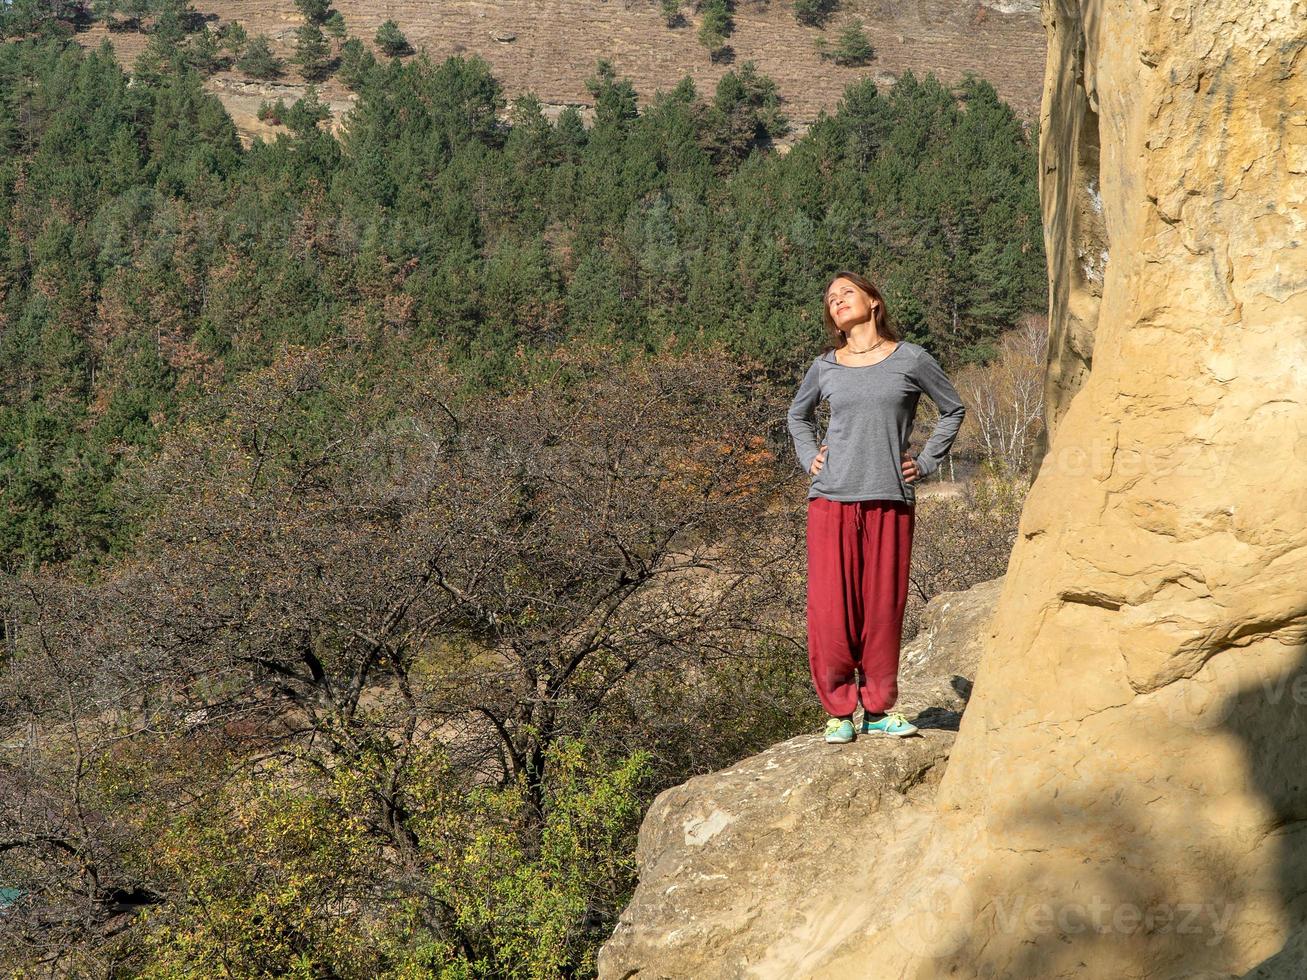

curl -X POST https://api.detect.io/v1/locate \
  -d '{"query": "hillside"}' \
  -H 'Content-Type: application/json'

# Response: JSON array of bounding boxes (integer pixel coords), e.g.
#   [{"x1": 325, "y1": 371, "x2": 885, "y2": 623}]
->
[{"x1": 72, "y1": 0, "x2": 1046, "y2": 144}]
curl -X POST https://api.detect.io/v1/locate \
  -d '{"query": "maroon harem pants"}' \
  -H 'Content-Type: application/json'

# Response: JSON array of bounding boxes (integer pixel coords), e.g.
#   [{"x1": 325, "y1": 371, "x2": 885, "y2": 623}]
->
[{"x1": 806, "y1": 496, "x2": 915, "y2": 717}]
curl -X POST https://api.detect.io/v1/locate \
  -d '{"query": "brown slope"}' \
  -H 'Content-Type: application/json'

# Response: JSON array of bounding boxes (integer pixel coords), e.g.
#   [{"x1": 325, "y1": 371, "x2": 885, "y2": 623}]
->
[{"x1": 74, "y1": 0, "x2": 1044, "y2": 145}]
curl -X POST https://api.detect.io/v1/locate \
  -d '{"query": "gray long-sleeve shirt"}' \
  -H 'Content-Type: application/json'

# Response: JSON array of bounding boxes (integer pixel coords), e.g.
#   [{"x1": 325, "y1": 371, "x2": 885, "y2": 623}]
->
[{"x1": 786, "y1": 341, "x2": 966, "y2": 505}]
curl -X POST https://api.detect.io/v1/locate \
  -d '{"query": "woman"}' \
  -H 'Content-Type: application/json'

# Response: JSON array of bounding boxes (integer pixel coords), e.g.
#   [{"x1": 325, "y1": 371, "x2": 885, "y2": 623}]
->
[{"x1": 786, "y1": 271, "x2": 966, "y2": 744}]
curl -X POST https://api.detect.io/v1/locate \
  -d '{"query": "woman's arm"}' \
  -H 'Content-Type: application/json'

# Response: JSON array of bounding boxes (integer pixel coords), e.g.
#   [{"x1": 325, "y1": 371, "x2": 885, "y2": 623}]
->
[
  {"x1": 910, "y1": 348, "x2": 966, "y2": 479},
  {"x1": 786, "y1": 358, "x2": 824, "y2": 475}
]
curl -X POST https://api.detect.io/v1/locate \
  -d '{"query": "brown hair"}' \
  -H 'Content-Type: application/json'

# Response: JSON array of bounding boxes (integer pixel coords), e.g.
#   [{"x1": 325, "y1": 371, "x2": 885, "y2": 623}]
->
[{"x1": 821, "y1": 270, "x2": 901, "y2": 351}]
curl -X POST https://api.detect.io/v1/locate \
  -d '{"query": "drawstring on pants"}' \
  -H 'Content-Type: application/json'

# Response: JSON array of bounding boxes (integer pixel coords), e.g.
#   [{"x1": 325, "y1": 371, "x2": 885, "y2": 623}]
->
[{"x1": 853, "y1": 503, "x2": 865, "y2": 535}]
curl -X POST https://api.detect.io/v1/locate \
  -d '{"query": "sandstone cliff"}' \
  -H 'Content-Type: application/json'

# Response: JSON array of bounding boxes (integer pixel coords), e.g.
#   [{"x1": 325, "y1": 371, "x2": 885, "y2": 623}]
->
[{"x1": 601, "y1": 0, "x2": 1307, "y2": 975}]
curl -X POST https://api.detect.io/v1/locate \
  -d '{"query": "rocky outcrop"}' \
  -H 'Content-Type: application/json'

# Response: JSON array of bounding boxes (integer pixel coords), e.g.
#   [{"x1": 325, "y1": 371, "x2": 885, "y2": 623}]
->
[
  {"x1": 207, "y1": 77, "x2": 360, "y2": 145},
  {"x1": 603, "y1": 0, "x2": 1307, "y2": 976},
  {"x1": 599, "y1": 731, "x2": 949, "y2": 980},
  {"x1": 598, "y1": 577, "x2": 1003, "y2": 978}
]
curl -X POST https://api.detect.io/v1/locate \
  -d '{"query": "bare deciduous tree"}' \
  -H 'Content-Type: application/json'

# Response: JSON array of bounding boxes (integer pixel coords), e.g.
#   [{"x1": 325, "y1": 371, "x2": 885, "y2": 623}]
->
[
  {"x1": 952, "y1": 312, "x2": 1048, "y2": 477},
  {"x1": 0, "y1": 337, "x2": 813, "y2": 972}
]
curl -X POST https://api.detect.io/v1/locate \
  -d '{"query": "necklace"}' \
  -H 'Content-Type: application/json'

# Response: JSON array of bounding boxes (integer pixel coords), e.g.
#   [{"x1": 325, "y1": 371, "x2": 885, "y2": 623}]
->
[{"x1": 842, "y1": 336, "x2": 888, "y2": 355}]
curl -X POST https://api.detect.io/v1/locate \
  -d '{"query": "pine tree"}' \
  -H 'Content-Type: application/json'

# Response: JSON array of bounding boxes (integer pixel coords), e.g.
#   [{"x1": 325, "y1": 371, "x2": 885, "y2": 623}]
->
[
  {"x1": 294, "y1": 21, "x2": 331, "y2": 81},
  {"x1": 236, "y1": 34, "x2": 282, "y2": 79},
  {"x1": 702, "y1": 61, "x2": 790, "y2": 166},
  {"x1": 216, "y1": 20, "x2": 247, "y2": 57},
  {"x1": 505, "y1": 93, "x2": 562, "y2": 174},
  {"x1": 700, "y1": 0, "x2": 731, "y2": 60},
  {"x1": 92, "y1": 0, "x2": 136, "y2": 32},
  {"x1": 793, "y1": 0, "x2": 839, "y2": 27},
  {"x1": 284, "y1": 85, "x2": 331, "y2": 137},
  {"x1": 294, "y1": 0, "x2": 330, "y2": 25},
  {"x1": 697, "y1": 0, "x2": 732, "y2": 60},
  {"x1": 151, "y1": 0, "x2": 194, "y2": 45},
  {"x1": 257, "y1": 97, "x2": 287, "y2": 124},
  {"x1": 185, "y1": 25, "x2": 221, "y2": 74},
  {"x1": 375, "y1": 20, "x2": 411, "y2": 57},
  {"x1": 337, "y1": 36, "x2": 376, "y2": 90},
  {"x1": 554, "y1": 105, "x2": 588, "y2": 158},
  {"x1": 831, "y1": 20, "x2": 873, "y2": 66},
  {"x1": 584, "y1": 59, "x2": 639, "y2": 132}
]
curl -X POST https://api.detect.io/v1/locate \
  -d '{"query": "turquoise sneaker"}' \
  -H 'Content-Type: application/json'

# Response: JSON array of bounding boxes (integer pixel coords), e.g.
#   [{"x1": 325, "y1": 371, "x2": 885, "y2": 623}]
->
[
  {"x1": 860, "y1": 710, "x2": 919, "y2": 737},
  {"x1": 824, "y1": 716, "x2": 856, "y2": 743}
]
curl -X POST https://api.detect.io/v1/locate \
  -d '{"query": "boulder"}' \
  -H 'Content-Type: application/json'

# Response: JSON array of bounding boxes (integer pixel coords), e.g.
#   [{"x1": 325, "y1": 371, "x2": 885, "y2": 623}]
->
[{"x1": 598, "y1": 577, "x2": 1002, "y2": 978}]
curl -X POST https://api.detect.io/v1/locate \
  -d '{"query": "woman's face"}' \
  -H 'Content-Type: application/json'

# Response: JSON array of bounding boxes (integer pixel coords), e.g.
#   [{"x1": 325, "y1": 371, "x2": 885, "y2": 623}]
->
[{"x1": 825, "y1": 278, "x2": 878, "y2": 333}]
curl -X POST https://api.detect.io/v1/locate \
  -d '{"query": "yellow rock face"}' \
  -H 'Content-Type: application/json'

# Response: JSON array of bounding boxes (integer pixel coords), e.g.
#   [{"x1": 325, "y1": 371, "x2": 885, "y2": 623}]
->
[{"x1": 844, "y1": 0, "x2": 1307, "y2": 976}]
